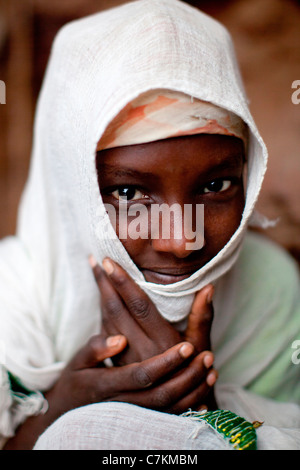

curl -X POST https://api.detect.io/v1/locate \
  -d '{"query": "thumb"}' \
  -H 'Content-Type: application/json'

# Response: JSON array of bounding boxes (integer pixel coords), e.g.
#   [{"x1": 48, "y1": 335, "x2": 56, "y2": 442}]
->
[
  {"x1": 70, "y1": 334, "x2": 127, "y2": 370},
  {"x1": 185, "y1": 284, "x2": 214, "y2": 352}
]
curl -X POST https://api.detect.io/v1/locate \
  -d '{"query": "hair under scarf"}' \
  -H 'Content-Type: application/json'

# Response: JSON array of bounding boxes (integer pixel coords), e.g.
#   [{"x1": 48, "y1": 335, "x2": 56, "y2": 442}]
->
[{"x1": 97, "y1": 89, "x2": 248, "y2": 150}]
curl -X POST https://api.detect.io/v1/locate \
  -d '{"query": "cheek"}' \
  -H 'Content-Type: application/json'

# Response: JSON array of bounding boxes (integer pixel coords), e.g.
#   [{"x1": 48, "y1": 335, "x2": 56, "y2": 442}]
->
[
  {"x1": 204, "y1": 194, "x2": 245, "y2": 251},
  {"x1": 114, "y1": 212, "x2": 150, "y2": 259},
  {"x1": 120, "y1": 238, "x2": 147, "y2": 260}
]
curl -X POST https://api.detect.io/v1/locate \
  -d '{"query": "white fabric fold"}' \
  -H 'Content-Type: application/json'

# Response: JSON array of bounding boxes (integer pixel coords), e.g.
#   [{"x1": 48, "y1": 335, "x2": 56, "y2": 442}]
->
[{"x1": 0, "y1": 367, "x2": 47, "y2": 448}]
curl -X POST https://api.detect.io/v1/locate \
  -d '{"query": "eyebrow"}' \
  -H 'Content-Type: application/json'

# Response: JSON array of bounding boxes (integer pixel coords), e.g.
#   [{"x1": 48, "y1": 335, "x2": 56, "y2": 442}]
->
[
  {"x1": 97, "y1": 151, "x2": 245, "y2": 183},
  {"x1": 205, "y1": 152, "x2": 244, "y2": 174},
  {"x1": 97, "y1": 164, "x2": 158, "y2": 180}
]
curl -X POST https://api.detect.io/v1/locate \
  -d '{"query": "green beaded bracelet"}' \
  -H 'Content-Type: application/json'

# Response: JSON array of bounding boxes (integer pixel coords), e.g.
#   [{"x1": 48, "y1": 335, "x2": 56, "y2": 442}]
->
[{"x1": 181, "y1": 409, "x2": 262, "y2": 450}]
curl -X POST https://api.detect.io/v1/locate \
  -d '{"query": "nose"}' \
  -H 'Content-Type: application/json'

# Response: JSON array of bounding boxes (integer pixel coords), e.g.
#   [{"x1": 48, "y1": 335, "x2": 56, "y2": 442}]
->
[
  {"x1": 151, "y1": 237, "x2": 197, "y2": 258},
  {"x1": 150, "y1": 203, "x2": 205, "y2": 258}
]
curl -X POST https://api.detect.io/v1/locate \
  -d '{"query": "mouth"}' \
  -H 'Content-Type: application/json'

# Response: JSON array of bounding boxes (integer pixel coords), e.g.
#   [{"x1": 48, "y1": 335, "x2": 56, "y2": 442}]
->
[{"x1": 141, "y1": 266, "x2": 201, "y2": 284}]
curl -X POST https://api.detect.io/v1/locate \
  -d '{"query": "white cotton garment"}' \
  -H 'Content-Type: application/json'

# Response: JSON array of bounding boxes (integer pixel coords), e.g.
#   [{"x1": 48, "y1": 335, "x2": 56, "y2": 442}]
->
[
  {"x1": 1, "y1": 0, "x2": 299, "y2": 446},
  {"x1": 0, "y1": 0, "x2": 268, "y2": 372}
]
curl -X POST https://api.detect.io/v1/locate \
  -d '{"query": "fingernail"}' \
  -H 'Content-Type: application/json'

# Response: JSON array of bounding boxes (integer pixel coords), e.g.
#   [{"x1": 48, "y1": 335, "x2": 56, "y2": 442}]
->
[
  {"x1": 203, "y1": 353, "x2": 214, "y2": 369},
  {"x1": 206, "y1": 284, "x2": 214, "y2": 304},
  {"x1": 206, "y1": 370, "x2": 217, "y2": 386},
  {"x1": 179, "y1": 343, "x2": 194, "y2": 358},
  {"x1": 106, "y1": 335, "x2": 123, "y2": 347},
  {"x1": 198, "y1": 405, "x2": 208, "y2": 413},
  {"x1": 88, "y1": 254, "x2": 98, "y2": 269},
  {"x1": 102, "y1": 258, "x2": 114, "y2": 275}
]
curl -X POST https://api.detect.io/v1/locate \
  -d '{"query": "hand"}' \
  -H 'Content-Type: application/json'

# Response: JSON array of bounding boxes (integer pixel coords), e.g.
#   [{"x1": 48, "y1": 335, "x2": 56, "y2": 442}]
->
[
  {"x1": 45, "y1": 333, "x2": 214, "y2": 418},
  {"x1": 4, "y1": 335, "x2": 212, "y2": 449},
  {"x1": 89, "y1": 256, "x2": 218, "y2": 410},
  {"x1": 91, "y1": 256, "x2": 181, "y2": 363},
  {"x1": 90, "y1": 256, "x2": 215, "y2": 363}
]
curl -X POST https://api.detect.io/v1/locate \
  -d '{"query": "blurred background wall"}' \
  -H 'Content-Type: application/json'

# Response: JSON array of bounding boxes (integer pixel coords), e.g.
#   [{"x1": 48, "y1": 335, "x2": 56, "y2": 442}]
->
[{"x1": 0, "y1": 0, "x2": 299, "y2": 263}]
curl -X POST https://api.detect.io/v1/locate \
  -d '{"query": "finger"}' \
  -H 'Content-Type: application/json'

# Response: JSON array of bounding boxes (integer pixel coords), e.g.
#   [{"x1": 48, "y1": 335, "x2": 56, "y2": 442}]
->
[
  {"x1": 89, "y1": 256, "x2": 144, "y2": 340},
  {"x1": 153, "y1": 363, "x2": 218, "y2": 414},
  {"x1": 101, "y1": 257, "x2": 175, "y2": 339},
  {"x1": 193, "y1": 384, "x2": 219, "y2": 413},
  {"x1": 166, "y1": 360, "x2": 217, "y2": 414},
  {"x1": 206, "y1": 369, "x2": 218, "y2": 387},
  {"x1": 106, "y1": 341, "x2": 195, "y2": 393},
  {"x1": 70, "y1": 334, "x2": 127, "y2": 370},
  {"x1": 203, "y1": 387, "x2": 219, "y2": 410},
  {"x1": 185, "y1": 284, "x2": 214, "y2": 352},
  {"x1": 100, "y1": 294, "x2": 126, "y2": 338},
  {"x1": 197, "y1": 405, "x2": 209, "y2": 412},
  {"x1": 158, "y1": 350, "x2": 214, "y2": 401},
  {"x1": 166, "y1": 380, "x2": 210, "y2": 414},
  {"x1": 203, "y1": 351, "x2": 214, "y2": 369},
  {"x1": 113, "y1": 349, "x2": 210, "y2": 410}
]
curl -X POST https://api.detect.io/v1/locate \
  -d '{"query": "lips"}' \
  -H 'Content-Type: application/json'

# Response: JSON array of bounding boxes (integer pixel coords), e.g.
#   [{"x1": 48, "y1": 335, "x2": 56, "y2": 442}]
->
[{"x1": 141, "y1": 266, "x2": 201, "y2": 284}]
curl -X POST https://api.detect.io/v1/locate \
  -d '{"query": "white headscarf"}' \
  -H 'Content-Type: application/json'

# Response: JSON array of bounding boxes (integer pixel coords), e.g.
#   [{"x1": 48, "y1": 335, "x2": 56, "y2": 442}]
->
[{"x1": 0, "y1": 0, "x2": 274, "y2": 441}]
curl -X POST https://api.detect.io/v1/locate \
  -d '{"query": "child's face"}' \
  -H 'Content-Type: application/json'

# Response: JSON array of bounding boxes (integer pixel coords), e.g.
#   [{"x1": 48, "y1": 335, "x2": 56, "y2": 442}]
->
[{"x1": 97, "y1": 134, "x2": 245, "y2": 285}]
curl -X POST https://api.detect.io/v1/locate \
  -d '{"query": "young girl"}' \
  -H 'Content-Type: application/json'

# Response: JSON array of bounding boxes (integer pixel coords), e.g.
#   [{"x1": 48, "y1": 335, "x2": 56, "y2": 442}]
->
[{"x1": 1, "y1": 0, "x2": 300, "y2": 450}]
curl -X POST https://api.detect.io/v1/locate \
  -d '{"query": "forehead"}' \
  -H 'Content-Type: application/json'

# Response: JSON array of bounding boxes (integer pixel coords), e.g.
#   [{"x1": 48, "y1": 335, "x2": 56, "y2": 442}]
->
[{"x1": 97, "y1": 134, "x2": 245, "y2": 176}]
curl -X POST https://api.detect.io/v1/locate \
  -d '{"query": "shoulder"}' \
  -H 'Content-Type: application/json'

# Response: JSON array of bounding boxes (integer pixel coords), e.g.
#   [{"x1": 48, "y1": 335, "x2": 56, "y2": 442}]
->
[
  {"x1": 214, "y1": 231, "x2": 300, "y2": 400},
  {"x1": 237, "y1": 230, "x2": 299, "y2": 294}
]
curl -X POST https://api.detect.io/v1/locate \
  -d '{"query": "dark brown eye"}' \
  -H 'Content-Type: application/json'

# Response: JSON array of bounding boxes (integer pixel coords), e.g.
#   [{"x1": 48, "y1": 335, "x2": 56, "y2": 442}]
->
[
  {"x1": 203, "y1": 180, "x2": 231, "y2": 193},
  {"x1": 111, "y1": 187, "x2": 145, "y2": 201}
]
